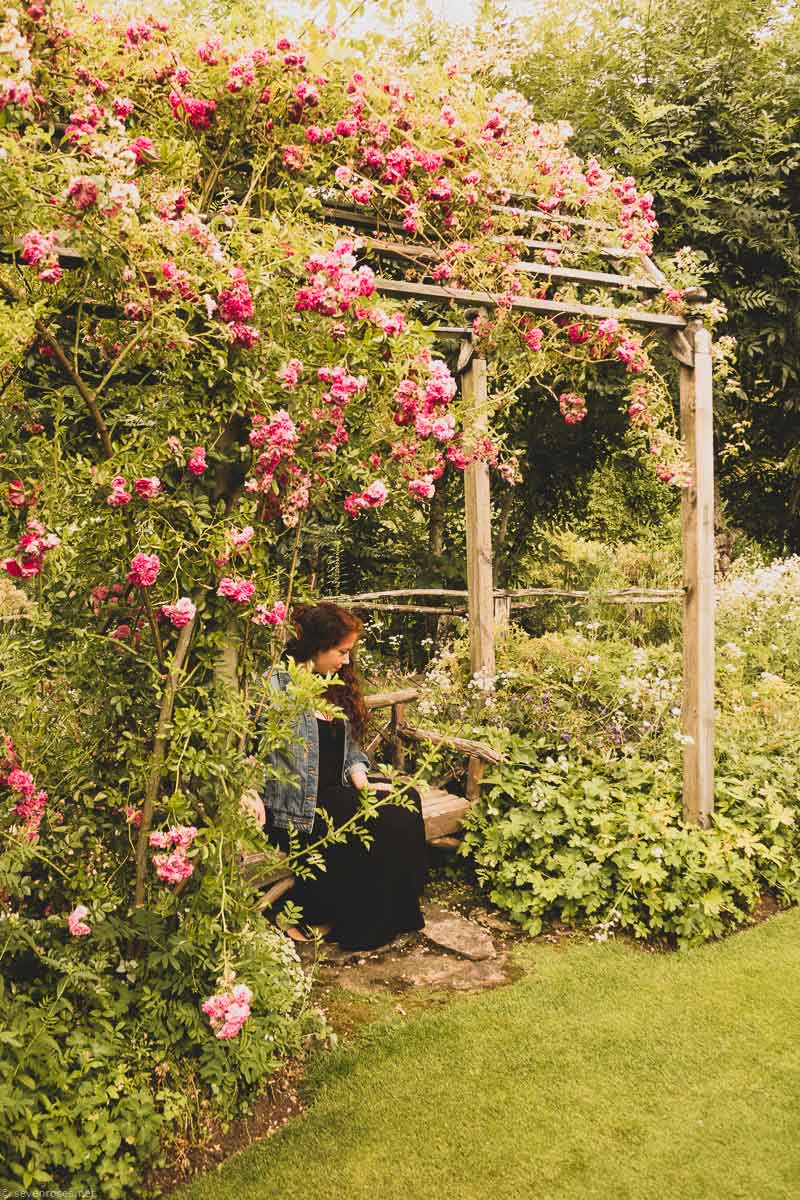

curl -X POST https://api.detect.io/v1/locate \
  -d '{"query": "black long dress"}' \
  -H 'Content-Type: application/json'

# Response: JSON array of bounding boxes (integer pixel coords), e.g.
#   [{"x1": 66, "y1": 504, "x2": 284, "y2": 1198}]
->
[{"x1": 272, "y1": 717, "x2": 427, "y2": 950}]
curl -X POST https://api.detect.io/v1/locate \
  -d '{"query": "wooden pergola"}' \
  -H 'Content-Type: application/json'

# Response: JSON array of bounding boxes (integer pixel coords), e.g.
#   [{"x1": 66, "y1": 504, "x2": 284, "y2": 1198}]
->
[{"x1": 322, "y1": 198, "x2": 715, "y2": 829}]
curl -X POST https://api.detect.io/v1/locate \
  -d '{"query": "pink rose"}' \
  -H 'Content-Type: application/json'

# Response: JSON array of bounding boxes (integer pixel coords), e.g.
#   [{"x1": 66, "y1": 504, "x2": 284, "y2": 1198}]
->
[
  {"x1": 363, "y1": 479, "x2": 388, "y2": 507},
  {"x1": 127, "y1": 553, "x2": 160, "y2": 587},
  {"x1": 161, "y1": 597, "x2": 196, "y2": 628},
  {"x1": 202, "y1": 982, "x2": 252, "y2": 1039},
  {"x1": 107, "y1": 476, "x2": 132, "y2": 506},
  {"x1": 134, "y1": 476, "x2": 162, "y2": 499},
  {"x1": 187, "y1": 446, "x2": 207, "y2": 475},
  {"x1": 217, "y1": 577, "x2": 255, "y2": 605},
  {"x1": 228, "y1": 526, "x2": 255, "y2": 550},
  {"x1": 67, "y1": 176, "x2": 100, "y2": 210},
  {"x1": 153, "y1": 849, "x2": 194, "y2": 884},
  {"x1": 252, "y1": 599, "x2": 287, "y2": 626},
  {"x1": 68, "y1": 904, "x2": 91, "y2": 937},
  {"x1": 408, "y1": 477, "x2": 435, "y2": 500}
]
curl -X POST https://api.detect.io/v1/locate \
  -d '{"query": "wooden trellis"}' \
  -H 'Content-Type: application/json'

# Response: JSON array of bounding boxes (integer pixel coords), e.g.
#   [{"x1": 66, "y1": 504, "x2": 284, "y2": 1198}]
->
[
  {"x1": 324, "y1": 198, "x2": 715, "y2": 828},
  {"x1": 3, "y1": 196, "x2": 715, "y2": 827}
]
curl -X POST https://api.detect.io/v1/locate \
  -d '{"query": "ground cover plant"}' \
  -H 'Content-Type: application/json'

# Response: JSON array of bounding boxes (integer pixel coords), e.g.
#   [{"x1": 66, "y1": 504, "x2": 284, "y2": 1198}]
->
[
  {"x1": 0, "y1": 0, "x2": 716, "y2": 1192},
  {"x1": 415, "y1": 555, "x2": 800, "y2": 945}
]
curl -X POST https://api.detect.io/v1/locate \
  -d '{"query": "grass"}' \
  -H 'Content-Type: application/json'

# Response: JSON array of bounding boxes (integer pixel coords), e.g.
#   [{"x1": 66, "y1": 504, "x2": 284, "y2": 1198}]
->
[{"x1": 174, "y1": 910, "x2": 800, "y2": 1200}]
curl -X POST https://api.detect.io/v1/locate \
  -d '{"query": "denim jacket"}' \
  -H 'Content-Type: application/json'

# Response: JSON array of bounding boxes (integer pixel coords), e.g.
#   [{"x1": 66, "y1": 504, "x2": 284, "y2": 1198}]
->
[{"x1": 261, "y1": 666, "x2": 370, "y2": 834}]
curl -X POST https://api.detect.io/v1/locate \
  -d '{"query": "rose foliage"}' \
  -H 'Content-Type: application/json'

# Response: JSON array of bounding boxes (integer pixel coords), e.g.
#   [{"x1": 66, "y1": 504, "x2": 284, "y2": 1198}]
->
[{"x1": 0, "y1": 1, "x2": 703, "y2": 1193}]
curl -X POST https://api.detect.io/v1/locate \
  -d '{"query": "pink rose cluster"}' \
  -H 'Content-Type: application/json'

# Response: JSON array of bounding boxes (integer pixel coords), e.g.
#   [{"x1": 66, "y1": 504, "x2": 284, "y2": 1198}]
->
[
  {"x1": 160, "y1": 596, "x2": 196, "y2": 628},
  {"x1": 276, "y1": 358, "x2": 303, "y2": 390},
  {"x1": 2, "y1": 518, "x2": 60, "y2": 579},
  {"x1": 248, "y1": 410, "x2": 301, "y2": 497},
  {"x1": 107, "y1": 476, "x2": 132, "y2": 506},
  {"x1": 187, "y1": 445, "x2": 207, "y2": 475},
  {"x1": 295, "y1": 239, "x2": 376, "y2": 316},
  {"x1": 168, "y1": 89, "x2": 217, "y2": 130},
  {"x1": 108, "y1": 475, "x2": 162, "y2": 505},
  {"x1": 252, "y1": 599, "x2": 287, "y2": 626},
  {"x1": 343, "y1": 478, "x2": 389, "y2": 517},
  {"x1": 216, "y1": 267, "x2": 260, "y2": 347},
  {"x1": 68, "y1": 904, "x2": 91, "y2": 937},
  {"x1": 20, "y1": 230, "x2": 62, "y2": 284},
  {"x1": 67, "y1": 175, "x2": 100, "y2": 210},
  {"x1": 127, "y1": 552, "x2": 160, "y2": 587},
  {"x1": 407, "y1": 475, "x2": 435, "y2": 500},
  {"x1": 0, "y1": 738, "x2": 48, "y2": 839},
  {"x1": 149, "y1": 824, "x2": 198, "y2": 884},
  {"x1": 217, "y1": 576, "x2": 256, "y2": 605},
  {"x1": 522, "y1": 325, "x2": 545, "y2": 352},
  {"x1": 558, "y1": 392, "x2": 588, "y2": 424},
  {"x1": 627, "y1": 383, "x2": 654, "y2": 428},
  {"x1": 393, "y1": 358, "x2": 458, "y2": 443},
  {"x1": 202, "y1": 982, "x2": 253, "y2": 1040},
  {"x1": 612, "y1": 176, "x2": 658, "y2": 256},
  {"x1": 249, "y1": 409, "x2": 298, "y2": 452},
  {"x1": 591, "y1": 318, "x2": 649, "y2": 371}
]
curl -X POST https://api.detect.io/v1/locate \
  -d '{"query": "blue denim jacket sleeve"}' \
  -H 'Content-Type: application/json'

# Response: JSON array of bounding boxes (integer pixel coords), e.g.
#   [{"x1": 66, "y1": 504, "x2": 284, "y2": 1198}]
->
[
  {"x1": 342, "y1": 728, "x2": 370, "y2": 786},
  {"x1": 260, "y1": 668, "x2": 318, "y2": 834}
]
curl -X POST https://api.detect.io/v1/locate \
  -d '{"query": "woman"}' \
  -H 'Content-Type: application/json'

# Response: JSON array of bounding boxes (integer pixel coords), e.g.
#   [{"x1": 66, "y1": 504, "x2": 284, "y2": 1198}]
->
[{"x1": 259, "y1": 602, "x2": 427, "y2": 951}]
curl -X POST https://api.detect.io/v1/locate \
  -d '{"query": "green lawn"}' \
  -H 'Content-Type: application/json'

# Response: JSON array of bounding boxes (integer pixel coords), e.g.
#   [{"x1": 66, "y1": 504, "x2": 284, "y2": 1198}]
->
[{"x1": 175, "y1": 911, "x2": 800, "y2": 1200}]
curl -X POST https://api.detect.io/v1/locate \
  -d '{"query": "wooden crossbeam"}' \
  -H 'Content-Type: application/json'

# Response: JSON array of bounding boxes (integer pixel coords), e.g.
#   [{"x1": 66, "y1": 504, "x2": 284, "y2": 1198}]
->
[
  {"x1": 364, "y1": 687, "x2": 420, "y2": 709},
  {"x1": 373, "y1": 276, "x2": 686, "y2": 328},
  {"x1": 362, "y1": 235, "x2": 659, "y2": 293},
  {"x1": 513, "y1": 260, "x2": 660, "y2": 291},
  {"x1": 497, "y1": 199, "x2": 615, "y2": 232}
]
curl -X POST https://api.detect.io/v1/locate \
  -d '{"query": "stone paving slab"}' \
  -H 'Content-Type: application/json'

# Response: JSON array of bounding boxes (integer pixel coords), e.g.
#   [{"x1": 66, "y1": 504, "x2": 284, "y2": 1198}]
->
[
  {"x1": 421, "y1": 902, "x2": 497, "y2": 960},
  {"x1": 318, "y1": 944, "x2": 509, "y2": 994}
]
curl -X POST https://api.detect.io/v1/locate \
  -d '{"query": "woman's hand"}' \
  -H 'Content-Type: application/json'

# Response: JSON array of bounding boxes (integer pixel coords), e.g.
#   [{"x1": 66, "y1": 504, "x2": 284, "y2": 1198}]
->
[
  {"x1": 240, "y1": 787, "x2": 266, "y2": 827},
  {"x1": 349, "y1": 766, "x2": 369, "y2": 791}
]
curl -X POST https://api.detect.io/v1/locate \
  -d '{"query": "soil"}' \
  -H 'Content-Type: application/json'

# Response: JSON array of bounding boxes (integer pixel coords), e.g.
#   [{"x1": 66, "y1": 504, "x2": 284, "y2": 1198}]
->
[{"x1": 145, "y1": 1057, "x2": 307, "y2": 1197}]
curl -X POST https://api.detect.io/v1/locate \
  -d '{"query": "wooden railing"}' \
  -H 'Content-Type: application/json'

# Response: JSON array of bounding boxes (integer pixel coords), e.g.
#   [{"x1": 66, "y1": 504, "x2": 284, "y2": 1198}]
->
[{"x1": 364, "y1": 687, "x2": 500, "y2": 801}]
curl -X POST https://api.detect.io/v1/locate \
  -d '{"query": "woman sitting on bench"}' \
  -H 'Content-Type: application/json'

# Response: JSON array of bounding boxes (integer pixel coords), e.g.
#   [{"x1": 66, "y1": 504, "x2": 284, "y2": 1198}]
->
[{"x1": 259, "y1": 601, "x2": 427, "y2": 951}]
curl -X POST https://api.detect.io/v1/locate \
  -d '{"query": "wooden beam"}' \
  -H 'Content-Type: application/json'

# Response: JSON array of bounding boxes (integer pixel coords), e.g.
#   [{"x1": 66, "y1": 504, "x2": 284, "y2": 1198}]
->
[
  {"x1": 373, "y1": 277, "x2": 686, "y2": 329},
  {"x1": 398, "y1": 723, "x2": 503, "y2": 764},
  {"x1": 362, "y1": 236, "x2": 659, "y2": 292},
  {"x1": 512, "y1": 260, "x2": 660, "y2": 291},
  {"x1": 326, "y1": 588, "x2": 470, "y2": 600},
  {"x1": 462, "y1": 353, "x2": 496, "y2": 679},
  {"x1": 346, "y1": 602, "x2": 467, "y2": 614},
  {"x1": 494, "y1": 201, "x2": 615, "y2": 232},
  {"x1": 364, "y1": 687, "x2": 420, "y2": 709},
  {"x1": 680, "y1": 322, "x2": 715, "y2": 827}
]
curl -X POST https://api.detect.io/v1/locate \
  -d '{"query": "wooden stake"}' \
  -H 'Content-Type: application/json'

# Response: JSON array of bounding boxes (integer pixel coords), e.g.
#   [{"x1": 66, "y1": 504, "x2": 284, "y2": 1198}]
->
[
  {"x1": 462, "y1": 353, "x2": 496, "y2": 679},
  {"x1": 680, "y1": 323, "x2": 715, "y2": 827},
  {"x1": 493, "y1": 593, "x2": 512, "y2": 631},
  {"x1": 390, "y1": 701, "x2": 406, "y2": 770}
]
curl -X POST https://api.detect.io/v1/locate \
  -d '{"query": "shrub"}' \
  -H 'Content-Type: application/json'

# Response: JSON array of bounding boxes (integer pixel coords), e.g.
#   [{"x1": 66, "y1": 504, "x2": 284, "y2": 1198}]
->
[{"x1": 419, "y1": 556, "x2": 800, "y2": 945}]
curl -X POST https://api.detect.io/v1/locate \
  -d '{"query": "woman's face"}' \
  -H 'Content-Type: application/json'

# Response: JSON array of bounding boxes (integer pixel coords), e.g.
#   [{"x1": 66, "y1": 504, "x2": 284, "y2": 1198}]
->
[{"x1": 312, "y1": 632, "x2": 358, "y2": 676}]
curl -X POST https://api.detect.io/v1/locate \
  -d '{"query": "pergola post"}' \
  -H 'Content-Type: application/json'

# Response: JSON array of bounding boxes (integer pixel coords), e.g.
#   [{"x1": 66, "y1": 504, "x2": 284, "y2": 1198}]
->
[
  {"x1": 461, "y1": 353, "x2": 496, "y2": 679},
  {"x1": 679, "y1": 322, "x2": 715, "y2": 827}
]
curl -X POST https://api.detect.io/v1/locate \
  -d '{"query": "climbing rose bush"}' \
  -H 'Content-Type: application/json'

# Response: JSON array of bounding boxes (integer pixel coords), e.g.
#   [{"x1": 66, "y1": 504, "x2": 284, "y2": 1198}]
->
[{"x1": 0, "y1": 2, "x2": 710, "y2": 1193}]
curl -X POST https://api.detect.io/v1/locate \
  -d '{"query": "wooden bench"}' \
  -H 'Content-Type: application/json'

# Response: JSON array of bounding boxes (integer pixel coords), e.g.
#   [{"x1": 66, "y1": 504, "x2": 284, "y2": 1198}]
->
[{"x1": 241, "y1": 686, "x2": 502, "y2": 910}]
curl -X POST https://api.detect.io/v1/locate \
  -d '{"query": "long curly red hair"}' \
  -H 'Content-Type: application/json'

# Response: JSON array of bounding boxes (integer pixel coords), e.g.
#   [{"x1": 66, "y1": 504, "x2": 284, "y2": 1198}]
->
[{"x1": 284, "y1": 602, "x2": 368, "y2": 741}]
